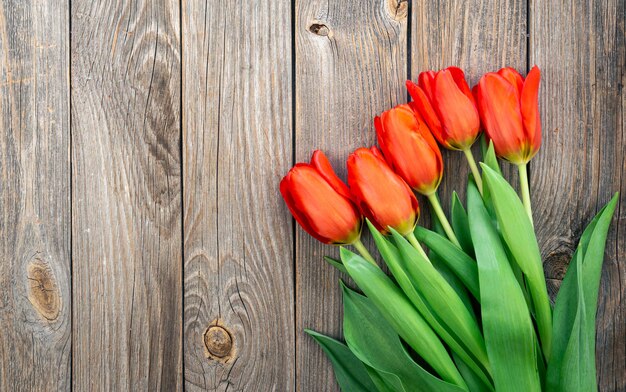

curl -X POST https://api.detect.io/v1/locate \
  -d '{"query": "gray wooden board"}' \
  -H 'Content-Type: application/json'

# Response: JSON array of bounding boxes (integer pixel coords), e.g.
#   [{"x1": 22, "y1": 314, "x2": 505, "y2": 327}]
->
[
  {"x1": 0, "y1": 1, "x2": 71, "y2": 390},
  {"x1": 182, "y1": 0, "x2": 295, "y2": 390},
  {"x1": 71, "y1": 0, "x2": 182, "y2": 390}
]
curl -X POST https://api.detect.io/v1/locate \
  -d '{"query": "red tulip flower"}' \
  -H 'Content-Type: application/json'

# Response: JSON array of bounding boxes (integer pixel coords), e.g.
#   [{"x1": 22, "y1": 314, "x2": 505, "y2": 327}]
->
[
  {"x1": 474, "y1": 66, "x2": 542, "y2": 224},
  {"x1": 374, "y1": 103, "x2": 443, "y2": 196},
  {"x1": 406, "y1": 67, "x2": 481, "y2": 150},
  {"x1": 406, "y1": 67, "x2": 484, "y2": 194},
  {"x1": 474, "y1": 66, "x2": 541, "y2": 165},
  {"x1": 347, "y1": 147, "x2": 419, "y2": 236},
  {"x1": 280, "y1": 150, "x2": 361, "y2": 245}
]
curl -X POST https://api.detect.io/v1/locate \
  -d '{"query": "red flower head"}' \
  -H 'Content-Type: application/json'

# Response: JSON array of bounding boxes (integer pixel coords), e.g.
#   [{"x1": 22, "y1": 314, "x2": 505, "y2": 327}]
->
[
  {"x1": 406, "y1": 67, "x2": 481, "y2": 150},
  {"x1": 347, "y1": 147, "x2": 420, "y2": 236},
  {"x1": 375, "y1": 103, "x2": 443, "y2": 195},
  {"x1": 474, "y1": 66, "x2": 542, "y2": 164},
  {"x1": 280, "y1": 150, "x2": 361, "y2": 245}
]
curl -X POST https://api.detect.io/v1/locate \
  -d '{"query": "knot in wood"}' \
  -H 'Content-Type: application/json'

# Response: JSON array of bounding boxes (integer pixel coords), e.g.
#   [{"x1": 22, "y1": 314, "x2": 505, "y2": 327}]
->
[
  {"x1": 308, "y1": 23, "x2": 330, "y2": 36},
  {"x1": 27, "y1": 260, "x2": 60, "y2": 321},
  {"x1": 387, "y1": 0, "x2": 408, "y2": 20},
  {"x1": 204, "y1": 325, "x2": 233, "y2": 358}
]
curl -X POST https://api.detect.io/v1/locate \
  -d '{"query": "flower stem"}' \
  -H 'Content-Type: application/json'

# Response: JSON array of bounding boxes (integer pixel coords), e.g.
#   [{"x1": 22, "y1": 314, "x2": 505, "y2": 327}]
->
[
  {"x1": 427, "y1": 193, "x2": 461, "y2": 248},
  {"x1": 517, "y1": 163, "x2": 533, "y2": 226},
  {"x1": 352, "y1": 238, "x2": 377, "y2": 266},
  {"x1": 406, "y1": 232, "x2": 431, "y2": 264},
  {"x1": 463, "y1": 148, "x2": 483, "y2": 194}
]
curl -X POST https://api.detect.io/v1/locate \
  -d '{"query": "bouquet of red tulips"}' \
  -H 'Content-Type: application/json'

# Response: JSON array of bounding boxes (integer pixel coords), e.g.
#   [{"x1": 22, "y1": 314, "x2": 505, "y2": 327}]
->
[{"x1": 280, "y1": 66, "x2": 618, "y2": 392}]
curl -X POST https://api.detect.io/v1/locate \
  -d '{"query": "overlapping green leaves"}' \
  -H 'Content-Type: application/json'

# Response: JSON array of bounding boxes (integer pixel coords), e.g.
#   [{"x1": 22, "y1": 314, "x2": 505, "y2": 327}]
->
[
  {"x1": 467, "y1": 179, "x2": 541, "y2": 391},
  {"x1": 547, "y1": 194, "x2": 618, "y2": 392},
  {"x1": 481, "y1": 164, "x2": 553, "y2": 359},
  {"x1": 340, "y1": 247, "x2": 467, "y2": 388}
]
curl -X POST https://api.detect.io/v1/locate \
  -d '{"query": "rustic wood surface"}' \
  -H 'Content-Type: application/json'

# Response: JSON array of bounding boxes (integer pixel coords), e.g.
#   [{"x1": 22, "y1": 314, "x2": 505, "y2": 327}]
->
[
  {"x1": 0, "y1": 0, "x2": 623, "y2": 391},
  {"x1": 71, "y1": 0, "x2": 182, "y2": 390},
  {"x1": 182, "y1": 0, "x2": 294, "y2": 390},
  {"x1": 0, "y1": 1, "x2": 71, "y2": 391}
]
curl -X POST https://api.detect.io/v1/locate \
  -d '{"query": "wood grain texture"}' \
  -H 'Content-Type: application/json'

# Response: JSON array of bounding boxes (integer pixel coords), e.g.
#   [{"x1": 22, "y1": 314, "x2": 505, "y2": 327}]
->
[
  {"x1": 411, "y1": 0, "x2": 527, "y2": 211},
  {"x1": 295, "y1": 0, "x2": 408, "y2": 390},
  {"x1": 182, "y1": 1, "x2": 295, "y2": 390},
  {"x1": 71, "y1": 1, "x2": 182, "y2": 390},
  {"x1": 0, "y1": 1, "x2": 71, "y2": 391},
  {"x1": 530, "y1": 1, "x2": 625, "y2": 390}
]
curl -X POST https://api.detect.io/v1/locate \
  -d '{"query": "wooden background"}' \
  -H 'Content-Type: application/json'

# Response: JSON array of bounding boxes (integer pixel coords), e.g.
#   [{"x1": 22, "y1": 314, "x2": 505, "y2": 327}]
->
[{"x1": 0, "y1": 0, "x2": 623, "y2": 391}]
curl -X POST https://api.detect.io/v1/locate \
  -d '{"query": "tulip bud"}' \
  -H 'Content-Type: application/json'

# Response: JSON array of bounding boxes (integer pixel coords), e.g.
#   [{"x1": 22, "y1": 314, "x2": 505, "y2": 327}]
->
[
  {"x1": 474, "y1": 66, "x2": 541, "y2": 164},
  {"x1": 280, "y1": 150, "x2": 361, "y2": 245},
  {"x1": 406, "y1": 67, "x2": 481, "y2": 150},
  {"x1": 375, "y1": 103, "x2": 443, "y2": 196},
  {"x1": 347, "y1": 147, "x2": 420, "y2": 236}
]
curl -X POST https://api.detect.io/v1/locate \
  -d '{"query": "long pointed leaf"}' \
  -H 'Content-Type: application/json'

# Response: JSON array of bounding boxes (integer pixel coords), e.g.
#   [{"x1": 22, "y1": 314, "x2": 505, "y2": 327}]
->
[
  {"x1": 342, "y1": 285, "x2": 466, "y2": 392},
  {"x1": 368, "y1": 221, "x2": 491, "y2": 388},
  {"x1": 451, "y1": 191, "x2": 476, "y2": 256},
  {"x1": 389, "y1": 229, "x2": 490, "y2": 376},
  {"x1": 340, "y1": 247, "x2": 467, "y2": 389},
  {"x1": 467, "y1": 180, "x2": 541, "y2": 391},
  {"x1": 547, "y1": 194, "x2": 619, "y2": 392},
  {"x1": 305, "y1": 330, "x2": 378, "y2": 392},
  {"x1": 413, "y1": 226, "x2": 480, "y2": 299},
  {"x1": 481, "y1": 164, "x2": 553, "y2": 358}
]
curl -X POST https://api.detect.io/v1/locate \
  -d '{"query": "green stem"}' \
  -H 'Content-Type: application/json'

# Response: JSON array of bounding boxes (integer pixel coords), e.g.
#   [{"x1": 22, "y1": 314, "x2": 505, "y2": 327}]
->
[
  {"x1": 517, "y1": 163, "x2": 533, "y2": 226},
  {"x1": 463, "y1": 148, "x2": 483, "y2": 194},
  {"x1": 406, "y1": 232, "x2": 431, "y2": 264},
  {"x1": 427, "y1": 193, "x2": 461, "y2": 248},
  {"x1": 352, "y1": 238, "x2": 377, "y2": 266}
]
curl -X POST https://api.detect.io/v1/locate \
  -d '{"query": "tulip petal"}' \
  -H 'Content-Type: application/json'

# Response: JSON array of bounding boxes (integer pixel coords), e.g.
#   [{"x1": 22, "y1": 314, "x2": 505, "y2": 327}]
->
[
  {"x1": 497, "y1": 67, "x2": 524, "y2": 97},
  {"x1": 477, "y1": 73, "x2": 525, "y2": 163},
  {"x1": 433, "y1": 70, "x2": 481, "y2": 149},
  {"x1": 446, "y1": 67, "x2": 476, "y2": 106},
  {"x1": 520, "y1": 66, "x2": 542, "y2": 159},
  {"x1": 311, "y1": 150, "x2": 353, "y2": 200},
  {"x1": 280, "y1": 171, "x2": 332, "y2": 243},
  {"x1": 418, "y1": 70, "x2": 436, "y2": 101},
  {"x1": 406, "y1": 81, "x2": 445, "y2": 143}
]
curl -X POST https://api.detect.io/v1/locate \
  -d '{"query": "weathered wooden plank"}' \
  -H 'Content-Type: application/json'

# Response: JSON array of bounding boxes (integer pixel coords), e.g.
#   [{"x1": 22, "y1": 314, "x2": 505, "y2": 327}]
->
[
  {"x1": 0, "y1": 1, "x2": 71, "y2": 391},
  {"x1": 411, "y1": 0, "x2": 527, "y2": 211},
  {"x1": 182, "y1": 1, "x2": 294, "y2": 390},
  {"x1": 71, "y1": 1, "x2": 182, "y2": 390},
  {"x1": 530, "y1": 1, "x2": 625, "y2": 390},
  {"x1": 295, "y1": 1, "x2": 408, "y2": 390}
]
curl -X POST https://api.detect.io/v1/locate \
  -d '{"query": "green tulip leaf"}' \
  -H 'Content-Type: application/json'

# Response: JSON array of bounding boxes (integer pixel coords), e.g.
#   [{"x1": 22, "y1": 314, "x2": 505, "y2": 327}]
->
[
  {"x1": 467, "y1": 179, "x2": 541, "y2": 391},
  {"x1": 340, "y1": 247, "x2": 467, "y2": 389},
  {"x1": 481, "y1": 164, "x2": 553, "y2": 358},
  {"x1": 342, "y1": 285, "x2": 466, "y2": 392},
  {"x1": 367, "y1": 221, "x2": 487, "y2": 387},
  {"x1": 547, "y1": 193, "x2": 619, "y2": 392},
  {"x1": 389, "y1": 229, "x2": 490, "y2": 377},
  {"x1": 451, "y1": 191, "x2": 475, "y2": 256},
  {"x1": 482, "y1": 141, "x2": 502, "y2": 176},
  {"x1": 305, "y1": 330, "x2": 378, "y2": 392},
  {"x1": 413, "y1": 226, "x2": 480, "y2": 300},
  {"x1": 323, "y1": 256, "x2": 348, "y2": 275}
]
